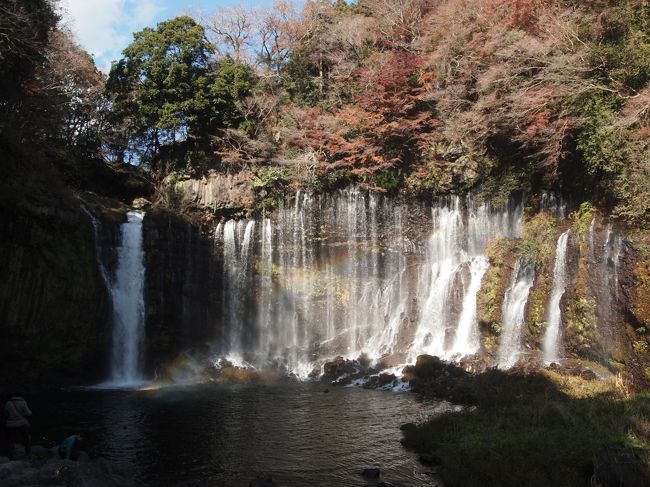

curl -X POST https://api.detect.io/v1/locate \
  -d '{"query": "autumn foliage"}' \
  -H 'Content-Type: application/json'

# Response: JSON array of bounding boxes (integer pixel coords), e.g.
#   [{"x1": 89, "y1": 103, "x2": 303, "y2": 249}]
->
[{"x1": 4, "y1": 0, "x2": 649, "y2": 222}]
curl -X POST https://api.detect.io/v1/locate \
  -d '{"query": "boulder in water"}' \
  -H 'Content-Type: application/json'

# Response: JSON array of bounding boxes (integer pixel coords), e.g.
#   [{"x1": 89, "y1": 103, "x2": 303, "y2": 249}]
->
[
  {"x1": 249, "y1": 473, "x2": 279, "y2": 487},
  {"x1": 321, "y1": 356, "x2": 368, "y2": 384},
  {"x1": 378, "y1": 373, "x2": 397, "y2": 387},
  {"x1": 361, "y1": 468, "x2": 381, "y2": 479},
  {"x1": 358, "y1": 371, "x2": 400, "y2": 390},
  {"x1": 402, "y1": 355, "x2": 466, "y2": 383},
  {"x1": 459, "y1": 354, "x2": 490, "y2": 374},
  {"x1": 418, "y1": 453, "x2": 442, "y2": 466},
  {"x1": 308, "y1": 365, "x2": 321, "y2": 379}
]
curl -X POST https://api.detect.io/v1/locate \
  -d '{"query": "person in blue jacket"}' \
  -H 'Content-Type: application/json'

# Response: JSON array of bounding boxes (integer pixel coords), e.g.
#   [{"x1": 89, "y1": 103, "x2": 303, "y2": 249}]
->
[{"x1": 58, "y1": 434, "x2": 83, "y2": 460}]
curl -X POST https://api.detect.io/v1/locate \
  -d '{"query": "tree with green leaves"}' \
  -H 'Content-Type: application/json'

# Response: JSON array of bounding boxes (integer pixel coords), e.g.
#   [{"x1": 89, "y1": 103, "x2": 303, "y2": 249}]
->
[
  {"x1": 106, "y1": 16, "x2": 257, "y2": 171},
  {"x1": 106, "y1": 16, "x2": 215, "y2": 165},
  {"x1": 209, "y1": 55, "x2": 257, "y2": 129}
]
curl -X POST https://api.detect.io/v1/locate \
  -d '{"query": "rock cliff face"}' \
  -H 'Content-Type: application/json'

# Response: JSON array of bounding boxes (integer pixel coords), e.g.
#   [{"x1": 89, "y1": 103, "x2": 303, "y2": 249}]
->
[
  {"x1": 142, "y1": 209, "x2": 223, "y2": 377},
  {"x1": 1, "y1": 162, "x2": 649, "y2": 389},
  {"x1": 172, "y1": 169, "x2": 256, "y2": 215},
  {"x1": 0, "y1": 199, "x2": 112, "y2": 386},
  {"x1": 0, "y1": 145, "x2": 149, "y2": 388}
]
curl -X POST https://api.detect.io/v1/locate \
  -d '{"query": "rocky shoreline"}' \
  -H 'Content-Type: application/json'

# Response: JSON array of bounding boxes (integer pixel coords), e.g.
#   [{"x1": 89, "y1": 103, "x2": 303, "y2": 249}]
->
[{"x1": 0, "y1": 445, "x2": 136, "y2": 487}]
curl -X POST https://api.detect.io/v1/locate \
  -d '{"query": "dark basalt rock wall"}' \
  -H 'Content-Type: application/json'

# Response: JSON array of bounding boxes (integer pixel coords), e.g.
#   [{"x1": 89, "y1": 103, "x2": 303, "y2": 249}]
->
[
  {"x1": 0, "y1": 200, "x2": 112, "y2": 386},
  {"x1": 142, "y1": 210, "x2": 223, "y2": 377}
]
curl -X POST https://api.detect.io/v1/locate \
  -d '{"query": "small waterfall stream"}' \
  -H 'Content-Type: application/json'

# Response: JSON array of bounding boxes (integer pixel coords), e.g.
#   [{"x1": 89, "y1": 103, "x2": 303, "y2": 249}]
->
[
  {"x1": 497, "y1": 259, "x2": 535, "y2": 369},
  {"x1": 542, "y1": 231, "x2": 570, "y2": 364},
  {"x1": 109, "y1": 211, "x2": 146, "y2": 386},
  {"x1": 80, "y1": 204, "x2": 111, "y2": 289},
  {"x1": 449, "y1": 256, "x2": 490, "y2": 357},
  {"x1": 603, "y1": 224, "x2": 623, "y2": 300}
]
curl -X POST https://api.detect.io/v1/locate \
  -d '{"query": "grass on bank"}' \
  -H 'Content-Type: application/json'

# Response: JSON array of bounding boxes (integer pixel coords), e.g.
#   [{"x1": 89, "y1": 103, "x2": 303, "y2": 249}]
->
[{"x1": 402, "y1": 369, "x2": 650, "y2": 487}]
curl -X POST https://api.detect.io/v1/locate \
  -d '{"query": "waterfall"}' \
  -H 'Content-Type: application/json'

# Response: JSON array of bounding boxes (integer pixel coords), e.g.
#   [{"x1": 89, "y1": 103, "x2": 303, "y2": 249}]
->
[
  {"x1": 595, "y1": 223, "x2": 624, "y2": 334},
  {"x1": 449, "y1": 256, "x2": 490, "y2": 357},
  {"x1": 109, "y1": 211, "x2": 146, "y2": 386},
  {"x1": 588, "y1": 217, "x2": 596, "y2": 263},
  {"x1": 541, "y1": 192, "x2": 567, "y2": 220},
  {"x1": 542, "y1": 231, "x2": 570, "y2": 364},
  {"x1": 603, "y1": 224, "x2": 624, "y2": 299},
  {"x1": 221, "y1": 220, "x2": 254, "y2": 365},
  {"x1": 80, "y1": 204, "x2": 111, "y2": 289},
  {"x1": 408, "y1": 195, "x2": 522, "y2": 361},
  {"x1": 410, "y1": 198, "x2": 464, "y2": 358},
  {"x1": 213, "y1": 188, "x2": 525, "y2": 375},
  {"x1": 497, "y1": 259, "x2": 535, "y2": 369}
]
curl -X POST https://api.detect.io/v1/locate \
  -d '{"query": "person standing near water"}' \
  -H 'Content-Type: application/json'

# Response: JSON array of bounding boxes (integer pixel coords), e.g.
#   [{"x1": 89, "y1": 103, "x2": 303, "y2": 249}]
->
[{"x1": 4, "y1": 393, "x2": 32, "y2": 459}]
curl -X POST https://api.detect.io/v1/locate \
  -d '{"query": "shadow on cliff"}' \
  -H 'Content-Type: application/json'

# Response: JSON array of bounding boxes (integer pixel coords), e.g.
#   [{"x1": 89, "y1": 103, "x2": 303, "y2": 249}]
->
[{"x1": 401, "y1": 358, "x2": 650, "y2": 487}]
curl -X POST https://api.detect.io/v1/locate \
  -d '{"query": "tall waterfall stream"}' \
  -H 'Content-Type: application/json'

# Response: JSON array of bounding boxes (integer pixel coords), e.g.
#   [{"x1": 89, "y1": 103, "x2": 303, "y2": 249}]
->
[
  {"x1": 543, "y1": 231, "x2": 570, "y2": 364},
  {"x1": 107, "y1": 211, "x2": 146, "y2": 386}
]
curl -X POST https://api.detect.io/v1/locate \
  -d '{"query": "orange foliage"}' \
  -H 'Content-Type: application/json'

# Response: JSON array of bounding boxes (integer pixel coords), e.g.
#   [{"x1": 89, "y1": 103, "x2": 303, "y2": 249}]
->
[
  {"x1": 325, "y1": 52, "x2": 438, "y2": 171},
  {"x1": 275, "y1": 0, "x2": 600, "y2": 184}
]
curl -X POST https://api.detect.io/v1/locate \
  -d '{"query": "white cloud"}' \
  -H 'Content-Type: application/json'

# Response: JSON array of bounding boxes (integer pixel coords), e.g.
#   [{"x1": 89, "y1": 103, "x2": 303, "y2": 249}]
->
[{"x1": 60, "y1": 0, "x2": 162, "y2": 70}]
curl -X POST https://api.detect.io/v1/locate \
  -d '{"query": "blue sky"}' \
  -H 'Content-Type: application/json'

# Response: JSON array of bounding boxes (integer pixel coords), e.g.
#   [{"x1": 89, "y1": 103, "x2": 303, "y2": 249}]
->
[{"x1": 60, "y1": 0, "x2": 282, "y2": 72}]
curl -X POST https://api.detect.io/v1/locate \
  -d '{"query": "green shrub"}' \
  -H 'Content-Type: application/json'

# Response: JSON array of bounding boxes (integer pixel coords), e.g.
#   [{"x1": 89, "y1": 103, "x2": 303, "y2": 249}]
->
[
  {"x1": 576, "y1": 94, "x2": 627, "y2": 178},
  {"x1": 251, "y1": 166, "x2": 291, "y2": 214},
  {"x1": 365, "y1": 168, "x2": 401, "y2": 193},
  {"x1": 308, "y1": 167, "x2": 353, "y2": 192},
  {"x1": 575, "y1": 202, "x2": 596, "y2": 235},
  {"x1": 518, "y1": 213, "x2": 558, "y2": 270}
]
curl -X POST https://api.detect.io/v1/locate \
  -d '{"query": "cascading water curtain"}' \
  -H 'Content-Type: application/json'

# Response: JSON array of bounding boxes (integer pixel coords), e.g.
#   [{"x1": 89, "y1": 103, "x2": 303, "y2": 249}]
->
[{"x1": 213, "y1": 189, "x2": 526, "y2": 375}]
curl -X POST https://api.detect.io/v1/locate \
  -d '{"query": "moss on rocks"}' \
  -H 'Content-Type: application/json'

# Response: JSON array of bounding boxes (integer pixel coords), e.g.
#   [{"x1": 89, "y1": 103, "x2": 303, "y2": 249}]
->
[
  {"x1": 564, "y1": 237, "x2": 601, "y2": 359},
  {"x1": 477, "y1": 237, "x2": 518, "y2": 354},
  {"x1": 526, "y1": 273, "x2": 552, "y2": 345},
  {"x1": 631, "y1": 247, "x2": 650, "y2": 329},
  {"x1": 519, "y1": 212, "x2": 558, "y2": 270},
  {"x1": 522, "y1": 217, "x2": 569, "y2": 347}
]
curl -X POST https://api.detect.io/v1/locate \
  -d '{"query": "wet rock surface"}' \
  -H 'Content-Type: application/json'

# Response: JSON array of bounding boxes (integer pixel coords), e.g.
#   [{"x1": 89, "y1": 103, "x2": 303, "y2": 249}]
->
[
  {"x1": 321, "y1": 356, "x2": 378, "y2": 385},
  {"x1": 458, "y1": 354, "x2": 491, "y2": 375},
  {"x1": 0, "y1": 446, "x2": 137, "y2": 487}
]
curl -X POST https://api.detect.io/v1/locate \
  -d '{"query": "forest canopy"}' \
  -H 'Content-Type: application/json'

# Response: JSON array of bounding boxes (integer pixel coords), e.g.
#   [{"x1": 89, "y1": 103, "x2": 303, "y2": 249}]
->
[{"x1": 1, "y1": 0, "x2": 649, "y2": 224}]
